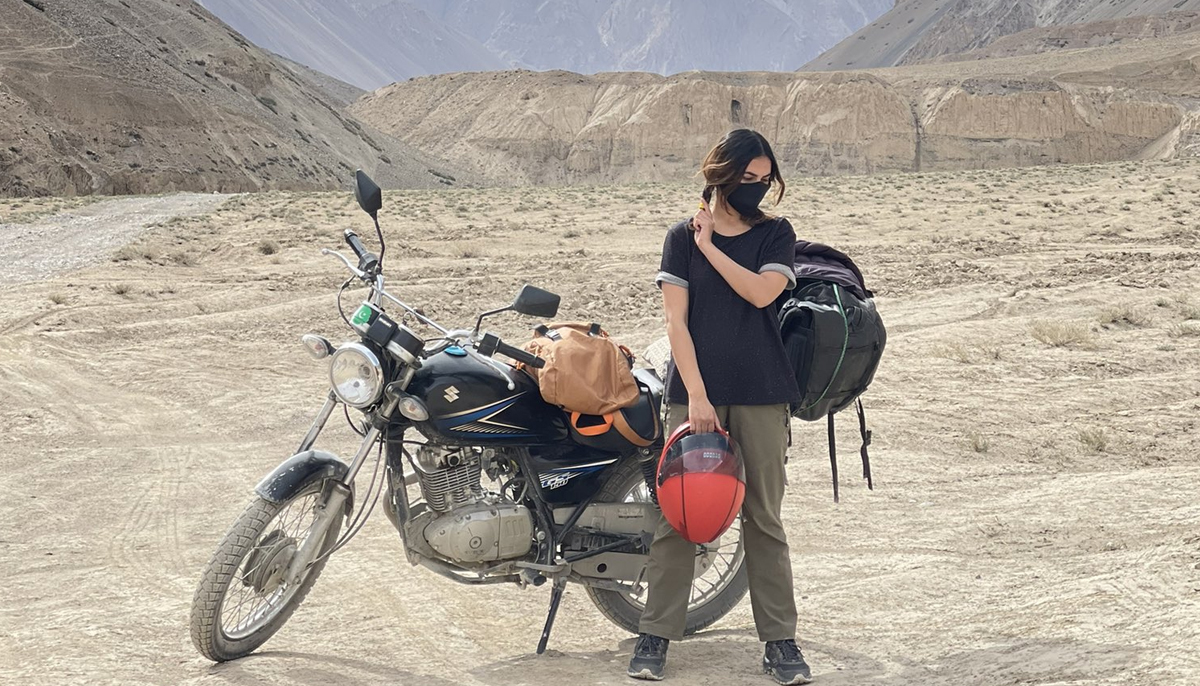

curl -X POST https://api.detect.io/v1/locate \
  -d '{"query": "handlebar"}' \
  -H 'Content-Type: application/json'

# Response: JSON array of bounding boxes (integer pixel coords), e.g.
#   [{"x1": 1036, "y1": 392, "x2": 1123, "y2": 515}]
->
[
  {"x1": 344, "y1": 229, "x2": 379, "y2": 274},
  {"x1": 497, "y1": 340, "x2": 545, "y2": 370},
  {"x1": 478, "y1": 333, "x2": 546, "y2": 369}
]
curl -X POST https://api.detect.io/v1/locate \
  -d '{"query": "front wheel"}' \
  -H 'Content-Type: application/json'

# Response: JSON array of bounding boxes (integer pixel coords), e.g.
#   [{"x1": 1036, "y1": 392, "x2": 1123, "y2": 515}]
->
[
  {"x1": 586, "y1": 458, "x2": 749, "y2": 636},
  {"x1": 190, "y1": 481, "x2": 343, "y2": 661}
]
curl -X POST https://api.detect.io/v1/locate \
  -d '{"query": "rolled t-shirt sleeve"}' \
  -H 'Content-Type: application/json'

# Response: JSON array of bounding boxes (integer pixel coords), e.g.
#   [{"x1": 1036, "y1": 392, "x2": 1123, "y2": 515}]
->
[
  {"x1": 758, "y1": 218, "x2": 797, "y2": 290},
  {"x1": 655, "y1": 221, "x2": 692, "y2": 289}
]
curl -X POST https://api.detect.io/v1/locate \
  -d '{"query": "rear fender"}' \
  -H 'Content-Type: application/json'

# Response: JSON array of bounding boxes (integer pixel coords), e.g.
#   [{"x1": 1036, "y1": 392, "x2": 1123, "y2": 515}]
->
[{"x1": 255, "y1": 450, "x2": 354, "y2": 513}]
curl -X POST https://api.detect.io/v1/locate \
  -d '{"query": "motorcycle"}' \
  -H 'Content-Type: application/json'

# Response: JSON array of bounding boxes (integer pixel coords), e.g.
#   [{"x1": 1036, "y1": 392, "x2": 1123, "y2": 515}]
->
[{"x1": 189, "y1": 171, "x2": 748, "y2": 662}]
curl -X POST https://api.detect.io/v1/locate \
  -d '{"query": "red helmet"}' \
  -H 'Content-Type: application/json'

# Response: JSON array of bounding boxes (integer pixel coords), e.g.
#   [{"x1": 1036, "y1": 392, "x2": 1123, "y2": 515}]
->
[{"x1": 656, "y1": 422, "x2": 746, "y2": 544}]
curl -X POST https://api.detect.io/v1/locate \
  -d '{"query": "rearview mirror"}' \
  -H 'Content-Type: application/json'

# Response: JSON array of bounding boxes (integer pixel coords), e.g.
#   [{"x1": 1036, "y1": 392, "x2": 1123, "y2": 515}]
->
[
  {"x1": 354, "y1": 170, "x2": 382, "y2": 218},
  {"x1": 512, "y1": 285, "x2": 560, "y2": 318}
]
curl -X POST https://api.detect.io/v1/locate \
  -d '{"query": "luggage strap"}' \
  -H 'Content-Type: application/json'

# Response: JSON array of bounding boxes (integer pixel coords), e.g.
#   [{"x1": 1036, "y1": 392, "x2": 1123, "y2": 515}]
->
[
  {"x1": 534, "y1": 324, "x2": 562, "y2": 341},
  {"x1": 857, "y1": 399, "x2": 873, "y2": 491},
  {"x1": 797, "y1": 284, "x2": 849, "y2": 415},
  {"x1": 570, "y1": 412, "x2": 613, "y2": 437},
  {"x1": 827, "y1": 413, "x2": 839, "y2": 503},
  {"x1": 827, "y1": 400, "x2": 875, "y2": 503},
  {"x1": 568, "y1": 409, "x2": 656, "y2": 448},
  {"x1": 613, "y1": 409, "x2": 656, "y2": 447}
]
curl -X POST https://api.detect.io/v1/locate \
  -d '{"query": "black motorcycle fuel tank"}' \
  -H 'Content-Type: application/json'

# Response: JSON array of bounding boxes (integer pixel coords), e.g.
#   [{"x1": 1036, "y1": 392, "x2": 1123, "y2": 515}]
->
[{"x1": 406, "y1": 346, "x2": 569, "y2": 446}]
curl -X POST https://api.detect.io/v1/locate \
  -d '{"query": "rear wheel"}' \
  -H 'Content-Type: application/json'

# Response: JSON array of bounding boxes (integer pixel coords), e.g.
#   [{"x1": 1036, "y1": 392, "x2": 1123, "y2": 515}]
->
[
  {"x1": 585, "y1": 458, "x2": 748, "y2": 635},
  {"x1": 190, "y1": 481, "x2": 343, "y2": 661}
]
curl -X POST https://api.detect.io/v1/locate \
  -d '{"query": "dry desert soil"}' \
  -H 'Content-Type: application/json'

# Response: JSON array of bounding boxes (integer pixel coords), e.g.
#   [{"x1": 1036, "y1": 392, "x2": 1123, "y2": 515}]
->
[{"x1": 2, "y1": 160, "x2": 1199, "y2": 685}]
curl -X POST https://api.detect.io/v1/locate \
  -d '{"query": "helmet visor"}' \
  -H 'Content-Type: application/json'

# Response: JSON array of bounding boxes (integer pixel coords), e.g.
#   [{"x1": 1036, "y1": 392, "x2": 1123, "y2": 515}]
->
[{"x1": 658, "y1": 432, "x2": 745, "y2": 487}]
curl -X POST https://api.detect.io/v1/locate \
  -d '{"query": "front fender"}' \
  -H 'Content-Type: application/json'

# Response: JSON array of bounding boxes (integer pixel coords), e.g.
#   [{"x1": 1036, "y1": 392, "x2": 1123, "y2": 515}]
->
[{"x1": 255, "y1": 450, "x2": 352, "y2": 511}]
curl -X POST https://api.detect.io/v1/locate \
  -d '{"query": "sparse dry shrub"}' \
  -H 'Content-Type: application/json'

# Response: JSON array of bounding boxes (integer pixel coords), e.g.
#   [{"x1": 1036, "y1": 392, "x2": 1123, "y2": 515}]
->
[
  {"x1": 108, "y1": 283, "x2": 133, "y2": 297},
  {"x1": 257, "y1": 240, "x2": 279, "y2": 255},
  {"x1": 1167, "y1": 322, "x2": 1200, "y2": 338},
  {"x1": 171, "y1": 251, "x2": 198, "y2": 267},
  {"x1": 1077, "y1": 428, "x2": 1108, "y2": 453},
  {"x1": 1097, "y1": 303, "x2": 1150, "y2": 328},
  {"x1": 967, "y1": 432, "x2": 990, "y2": 454},
  {"x1": 1030, "y1": 320, "x2": 1093, "y2": 348},
  {"x1": 933, "y1": 342, "x2": 975, "y2": 364},
  {"x1": 113, "y1": 245, "x2": 145, "y2": 262},
  {"x1": 977, "y1": 343, "x2": 1003, "y2": 361},
  {"x1": 48, "y1": 292, "x2": 69, "y2": 305}
]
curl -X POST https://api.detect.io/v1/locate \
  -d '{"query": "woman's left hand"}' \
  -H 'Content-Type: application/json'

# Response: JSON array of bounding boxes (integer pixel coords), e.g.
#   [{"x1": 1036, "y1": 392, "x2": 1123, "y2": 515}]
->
[{"x1": 692, "y1": 200, "x2": 714, "y2": 249}]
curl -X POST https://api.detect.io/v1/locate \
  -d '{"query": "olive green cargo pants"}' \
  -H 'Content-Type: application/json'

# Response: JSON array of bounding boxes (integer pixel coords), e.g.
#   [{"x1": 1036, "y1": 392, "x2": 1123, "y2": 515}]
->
[{"x1": 638, "y1": 402, "x2": 798, "y2": 642}]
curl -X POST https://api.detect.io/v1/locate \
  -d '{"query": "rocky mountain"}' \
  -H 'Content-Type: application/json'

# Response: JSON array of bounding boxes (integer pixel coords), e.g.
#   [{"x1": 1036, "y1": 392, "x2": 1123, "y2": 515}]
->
[
  {"x1": 806, "y1": 0, "x2": 1200, "y2": 70},
  {"x1": 194, "y1": 0, "x2": 506, "y2": 91},
  {"x1": 196, "y1": 0, "x2": 893, "y2": 89},
  {"x1": 0, "y1": 0, "x2": 468, "y2": 197},
  {"x1": 350, "y1": 32, "x2": 1200, "y2": 184}
]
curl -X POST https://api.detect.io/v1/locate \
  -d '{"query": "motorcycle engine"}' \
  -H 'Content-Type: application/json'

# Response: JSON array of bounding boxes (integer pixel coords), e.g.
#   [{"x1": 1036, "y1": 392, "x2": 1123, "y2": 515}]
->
[{"x1": 412, "y1": 445, "x2": 533, "y2": 564}]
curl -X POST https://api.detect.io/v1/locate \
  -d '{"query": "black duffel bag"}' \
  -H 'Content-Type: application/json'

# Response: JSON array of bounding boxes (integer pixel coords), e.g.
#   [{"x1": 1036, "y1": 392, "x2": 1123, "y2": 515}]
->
[{"x1": 779, "y1": 242, "x2": 887, "y2": 501}]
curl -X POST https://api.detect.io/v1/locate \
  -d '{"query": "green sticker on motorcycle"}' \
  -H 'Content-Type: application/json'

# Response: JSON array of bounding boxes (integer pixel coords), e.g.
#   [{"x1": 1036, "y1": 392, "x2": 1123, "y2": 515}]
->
[{"x1": 352, "y1": 304, "x2": 373, "y2": 326}]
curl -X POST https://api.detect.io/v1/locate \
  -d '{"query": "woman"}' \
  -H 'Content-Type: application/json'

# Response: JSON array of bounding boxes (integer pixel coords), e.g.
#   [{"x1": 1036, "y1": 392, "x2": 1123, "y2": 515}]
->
[{"x1": 628, "y1": 129, "x2": 811, "y2": 684}]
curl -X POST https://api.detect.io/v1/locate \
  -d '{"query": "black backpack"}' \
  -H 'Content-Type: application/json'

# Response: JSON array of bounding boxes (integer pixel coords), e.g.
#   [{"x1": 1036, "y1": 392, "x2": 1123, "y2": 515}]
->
[{"x1": 778, "y1": 242, "x2": 886, "y2": 501}]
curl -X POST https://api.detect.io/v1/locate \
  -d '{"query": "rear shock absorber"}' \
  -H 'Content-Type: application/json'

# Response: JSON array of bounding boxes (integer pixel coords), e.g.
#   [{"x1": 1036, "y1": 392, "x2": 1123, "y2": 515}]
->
[{"x1": 637, "y1": 446, "x2": 660, "y2": 506}]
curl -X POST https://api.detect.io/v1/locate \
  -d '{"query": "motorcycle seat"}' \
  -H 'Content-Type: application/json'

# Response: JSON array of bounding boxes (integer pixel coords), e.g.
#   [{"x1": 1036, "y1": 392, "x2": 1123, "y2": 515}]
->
[{"x1": 567, "y1": 369, "x2": 664, "y2": 452}]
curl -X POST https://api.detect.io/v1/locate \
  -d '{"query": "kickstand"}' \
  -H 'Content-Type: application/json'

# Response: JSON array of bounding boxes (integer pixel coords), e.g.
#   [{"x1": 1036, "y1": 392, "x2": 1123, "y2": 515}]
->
[{"x1": 536, "y1": 577, "x2": 567, "y2": 655}]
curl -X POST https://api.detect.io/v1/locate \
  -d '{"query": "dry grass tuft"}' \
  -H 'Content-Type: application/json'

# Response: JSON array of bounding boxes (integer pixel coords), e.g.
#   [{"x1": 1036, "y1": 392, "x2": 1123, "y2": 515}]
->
[
  {"x1": 1097, "y1": 303, "x2": 1151, "y2": 328},
  {"x1": 967, "y1": 431, "x2": 990, "y2": 454},
  {"x1": 257, "y1": 240, "x2": 280, "y2": 256},
  {"x1": 1167, "y1": 322, "x2": 1200, "y2": 338},
  {"x1": 48, "y1": 291, "x2": 69, "y2": 305},
  {"x1": 112, "y1": 244, "x2": 160, "y2": 262},
  {"x1": 1030, "y1": 320, "x2": 1094, "y2": 348},
  {"x1": 933, "y1": 341, "x2": 1003, "y2": 364},
  {"x1": 1077, "y1": 427, "x2": 1109, "y2": 453},
  {"x1": 108, "y1": 283, "x2": 133, "y2": 297}
]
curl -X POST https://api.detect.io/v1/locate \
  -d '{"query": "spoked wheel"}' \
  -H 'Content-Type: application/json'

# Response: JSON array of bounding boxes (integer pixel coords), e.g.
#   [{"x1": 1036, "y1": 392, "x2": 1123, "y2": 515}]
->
[
  {"x1": 586, "y1": 458, "x2": 748, "y2": 635},
  {"x1": 190, "y1": 481, "x2": 343, "y2": 661}
]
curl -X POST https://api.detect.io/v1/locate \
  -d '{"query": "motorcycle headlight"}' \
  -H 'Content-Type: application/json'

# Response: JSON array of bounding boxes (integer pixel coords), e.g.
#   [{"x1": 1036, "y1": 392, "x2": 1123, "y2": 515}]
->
[{"x1": 329, "y1": 343, "x2": 384, "y2": 408}]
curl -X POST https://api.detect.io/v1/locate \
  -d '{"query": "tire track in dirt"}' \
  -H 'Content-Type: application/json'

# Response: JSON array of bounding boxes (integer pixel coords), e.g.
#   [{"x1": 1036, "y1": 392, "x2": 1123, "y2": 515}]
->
[
  {"x1": 0, "y1": 193, "x2": 233, "y2": 285},
  {"x1": 106, "y1": 442, "x2": 198, "y2": 595}
]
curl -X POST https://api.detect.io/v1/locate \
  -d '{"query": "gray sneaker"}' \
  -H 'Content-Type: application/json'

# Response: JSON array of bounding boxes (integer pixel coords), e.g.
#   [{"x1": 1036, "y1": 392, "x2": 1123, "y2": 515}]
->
[
  {"x1": 763, "y1": 639, "x2": 813, "y2": 685},
  {"x1": 627, "y1": 633, "x2": 669, "y2": 680}
]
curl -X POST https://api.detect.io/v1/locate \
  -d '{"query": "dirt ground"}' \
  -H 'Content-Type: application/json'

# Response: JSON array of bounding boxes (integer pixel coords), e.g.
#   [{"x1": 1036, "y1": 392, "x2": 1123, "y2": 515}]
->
[{"x1": 2, "y1": 160, "x2": 1199, "y2": 685}]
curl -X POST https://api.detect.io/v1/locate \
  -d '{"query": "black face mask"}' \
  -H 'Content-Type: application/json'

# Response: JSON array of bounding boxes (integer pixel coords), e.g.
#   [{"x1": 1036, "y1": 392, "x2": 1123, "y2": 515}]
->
[{"x1": 724, "y1": 181, "x2": 770, "y2": 218}]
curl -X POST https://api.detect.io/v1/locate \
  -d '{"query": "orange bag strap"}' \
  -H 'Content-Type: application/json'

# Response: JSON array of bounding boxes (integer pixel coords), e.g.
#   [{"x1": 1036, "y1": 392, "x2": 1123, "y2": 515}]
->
[
  {"x1": 612, "y1": 411, "x2": 655, "y2": 447},
  {"x1": 617, "y1": 344, "x2": 635, "y2": 367},
  {"x1": 570, "y1": 412, "x2": 614, "y2": 437}
]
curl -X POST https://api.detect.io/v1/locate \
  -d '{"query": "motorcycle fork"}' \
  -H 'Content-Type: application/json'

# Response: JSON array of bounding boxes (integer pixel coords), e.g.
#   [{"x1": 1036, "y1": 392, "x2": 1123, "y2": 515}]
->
[
  {"x1": 285, "y1": 395, "x2": 400, "y2": 585},
  {"x1": 298, "y1": 391, "x2": 338, "y2": 454}
]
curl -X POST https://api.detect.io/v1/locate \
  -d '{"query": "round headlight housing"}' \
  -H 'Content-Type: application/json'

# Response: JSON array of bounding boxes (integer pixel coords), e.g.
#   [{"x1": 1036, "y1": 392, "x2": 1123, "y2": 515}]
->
[{"x1": 329, "y1": 343, "x2": 384, "y2": 408}]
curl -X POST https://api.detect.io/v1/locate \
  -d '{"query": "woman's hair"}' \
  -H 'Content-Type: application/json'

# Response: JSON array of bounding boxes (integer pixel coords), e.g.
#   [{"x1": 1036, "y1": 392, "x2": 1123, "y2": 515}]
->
[{"x1": 700, "y1": 128, "x2": 786, "y2": 223}]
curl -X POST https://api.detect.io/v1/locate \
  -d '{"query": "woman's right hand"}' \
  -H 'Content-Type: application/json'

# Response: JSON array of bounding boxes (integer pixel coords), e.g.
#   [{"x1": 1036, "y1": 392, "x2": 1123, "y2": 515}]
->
[
  {"x1": 688, "y1": 395, "x2": 721, "y2": 434},
  {"x1": 692, "y1": 200, "x2": 714, "y2": 249}
]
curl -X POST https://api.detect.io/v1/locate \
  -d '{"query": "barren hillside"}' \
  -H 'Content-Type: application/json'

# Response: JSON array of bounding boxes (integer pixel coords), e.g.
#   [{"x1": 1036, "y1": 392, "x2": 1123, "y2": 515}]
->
[
  {"x1": 351, "y1": 34, "x2": 1200, "y2": 184},
  {"x1": 806, "y1": 0, "x2": 1200, "y2": 70},
  {"x1": 0, "y1": 0, "x2": 467, "y2": 197},
  {"x1": 931, "y1": 12, "x2": 1200, "y2": 64}
]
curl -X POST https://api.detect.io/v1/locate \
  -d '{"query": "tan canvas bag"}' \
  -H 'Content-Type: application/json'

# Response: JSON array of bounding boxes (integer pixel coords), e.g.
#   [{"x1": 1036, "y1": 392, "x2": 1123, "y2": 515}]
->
[{"x1": 522, "y1": 322, "x2": 640, "y2": 415}]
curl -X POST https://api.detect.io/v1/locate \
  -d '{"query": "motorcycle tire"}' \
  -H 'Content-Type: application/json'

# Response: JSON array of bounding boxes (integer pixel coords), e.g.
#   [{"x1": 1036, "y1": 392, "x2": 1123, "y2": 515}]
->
[
  {"x1": 585, "y1": 457, "x2": 749, "y2": 636},
  {"x1": 190, "y1": 481, "x2": 342, "y2": 661}
]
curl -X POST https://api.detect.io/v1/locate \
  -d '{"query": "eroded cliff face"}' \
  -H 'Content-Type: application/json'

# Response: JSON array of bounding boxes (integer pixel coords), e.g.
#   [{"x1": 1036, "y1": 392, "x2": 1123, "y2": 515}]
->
[
  {"x1": 807, "y1": 0, "x2": 1200, "y2": 70},
  {"x1": 0, "y1": 0, "x2": 465, "y2": 197},
  {"x1": 351, "y1": 40, "x2": 1200, "y2": 183}
]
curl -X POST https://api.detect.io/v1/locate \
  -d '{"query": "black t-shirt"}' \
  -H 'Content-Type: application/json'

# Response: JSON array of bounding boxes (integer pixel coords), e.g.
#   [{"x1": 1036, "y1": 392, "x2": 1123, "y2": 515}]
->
[{"x1": 655, "y1": 216, "x2": 801, "y2": 407}]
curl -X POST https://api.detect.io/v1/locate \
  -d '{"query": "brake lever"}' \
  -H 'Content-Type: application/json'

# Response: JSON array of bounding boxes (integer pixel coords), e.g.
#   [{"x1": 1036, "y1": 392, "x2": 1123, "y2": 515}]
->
[
  {"x1": 466, "y1": 347, "x2": 516, "y2": 392},
  {"x1": 321, "y1": 249, "x2": 367, "y2": 279}
]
